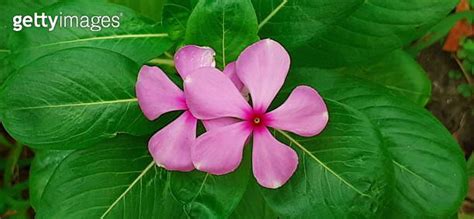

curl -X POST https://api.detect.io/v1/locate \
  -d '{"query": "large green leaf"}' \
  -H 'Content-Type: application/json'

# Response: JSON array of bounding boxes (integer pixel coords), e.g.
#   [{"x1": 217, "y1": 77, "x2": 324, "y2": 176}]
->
[
  {"x1": 261, "y1": 100, "x2": 393, "y2": 217},
  {"x1": 253, "y1": 0, "x2": 363, "y2": 48},
  {"x1": 31, "y1": 135, "x2": 250, "y2": 218},
  {"x1": 255, "y1": 0, "x2": 457, "y2": 68},
  {"x1": 281, "y1": 68, "x2": 466, "y2": 217},
  {"x1": 340, "y1": 50, "x2": 432, "y2": 106},
  {"x1": 9, "y1": 1, "x2": 173, "y2": 69},
  {"x1": 0, "y1": 48, "x2": 170, "y2": 149},
  {"x1": 185, "y1": 0, "x2": 259, "y2": 68}
]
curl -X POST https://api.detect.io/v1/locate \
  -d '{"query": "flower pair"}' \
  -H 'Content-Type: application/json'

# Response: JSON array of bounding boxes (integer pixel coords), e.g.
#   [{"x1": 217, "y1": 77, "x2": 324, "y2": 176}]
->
[{"x1": 136, "y1": 39, "x2": 328, "y2": 188}]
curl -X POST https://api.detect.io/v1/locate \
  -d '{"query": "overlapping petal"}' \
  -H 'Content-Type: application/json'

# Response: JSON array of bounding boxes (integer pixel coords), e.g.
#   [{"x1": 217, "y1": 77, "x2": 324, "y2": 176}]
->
[
  {"x1": 184, "y1": 67, "x2": 251, "y2": 120},
  {"x1": 148, "y1": 111, "x2": 197, "y2": 171},
  {"x1": 192, "y1": 122, "x2": 252, "y2": 175},
  {"x1": 252, "y1": 128, "x2": 298, "y2": 189},
  {"x1": 267, "y1": 86, "x2": 329, "y2": 137},
  {"x1": 174, "y1": 45, "x2": 216, "y2": 79},
  {"x1": 202, "y1": 118, "x2": 240, "y2": 131},
  {"x1": 236, "y1": 39, "x2": 290, "y2": 112},
  {"x1": 136, "y1": 66, "x2": 187, "y2": 120}
]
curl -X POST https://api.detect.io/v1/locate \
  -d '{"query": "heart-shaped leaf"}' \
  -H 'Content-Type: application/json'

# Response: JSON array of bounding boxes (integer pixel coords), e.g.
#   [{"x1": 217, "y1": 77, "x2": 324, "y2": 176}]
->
[
  {"x1": 280, "y1": 68, "x2": 466, "y2": 217},
  {"x1": 9, "y1": 1, "x2": 173, "y2": 69},
  {"x1": 30, "y1": 135, "x2": 250, "y2": 218},
  {"x1": 185, "y1": 0, "x2": 259, "y2": 68},
  {"x1": 0, "y1": 48, "x2": 172, "y2": 149},
  {"x1": 262, "y1": 100, "x2": 393, "y2": 217}
]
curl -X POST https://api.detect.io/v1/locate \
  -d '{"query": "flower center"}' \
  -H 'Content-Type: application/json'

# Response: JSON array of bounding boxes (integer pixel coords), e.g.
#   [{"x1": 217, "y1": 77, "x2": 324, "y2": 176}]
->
[{"x1": 253, "y1": 117, "x2": 261, "y2": 125}]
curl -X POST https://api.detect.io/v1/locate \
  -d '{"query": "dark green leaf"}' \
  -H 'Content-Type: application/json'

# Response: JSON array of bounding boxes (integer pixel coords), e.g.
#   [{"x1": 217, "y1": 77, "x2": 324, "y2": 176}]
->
[
  {"x1": 253, "y1": 0, "x2": 363, "y2": 48},
  {"x1": 340, "y1": 50, "x2": 431, "y2": 106},
  {"x1": 31, "y1": 135, "x2": 250, "y2": 218},
  {"x1": 457, "y1": 83, "x2": 473, "y2": 97},
  {"x1": 262, "y1": 100, "x2": 392, "y2": 218},
  {"x1": 9, "y1": 1, "x2": 173, "y2": 69},
  {"x1": 163, "y1": 0, "x2": 198, "y2": 41},
  {"x1": 256, "y1": 0, "x2": 458, "y2": 68},
  {"x1": 281, "y1": 68, "x2": 466, "y2": 217},
  {"x1": 230, "y1": 179, "x2": 278, "y2": 219},
  {"x1": 0, "y1": 48, "x2": 171, "y2": 149},
  {"x1": 185, "y1": 0, "x2": 259, "y2": 68}
]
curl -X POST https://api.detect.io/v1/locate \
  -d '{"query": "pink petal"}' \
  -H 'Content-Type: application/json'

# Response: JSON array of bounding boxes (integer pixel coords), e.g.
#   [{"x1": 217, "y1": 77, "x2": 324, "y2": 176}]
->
[
  {"x1": 252, "y1": 127, "x2": 298, "y2": 189},
  {"x1": 202, "y1": 117, "x2": 241, "y2": 131},
  {"x1": 224, "y1": 62, "x2": 250, "y2": 100},
  {"x1": 184, "y1": 67, "x2": 251, "y2": 120},
  {"x1": 136, "y1": 66, "x2": 187, "y2": 120},
  {"x1": 236, "y1": 39, "x2": 290, "y2": 112},
  {"x1": 192, "y1": 122, "x2": 252, "y2": 175},
  {"x1": 267, "y1": 86, "x2": 329, "y2": 137},
  {"x1": 148, "y1": 111, "x2": 197, "y2": 171},
  {"x1": 174, "y1": 45, "x2": 216, "y2": 79},
  {"x1": 224, "y1": 62, "x2": 244, "y2": 91}
]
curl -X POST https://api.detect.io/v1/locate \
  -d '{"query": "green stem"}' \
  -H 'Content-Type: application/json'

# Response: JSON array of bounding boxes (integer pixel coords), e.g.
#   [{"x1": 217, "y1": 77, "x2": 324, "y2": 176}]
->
[
  {"x1": 147, "y1": 58, "x2": 175, "y2": 67},
  {"x1": 4, "y1": 142, "x2": 24, "y2": 188}
]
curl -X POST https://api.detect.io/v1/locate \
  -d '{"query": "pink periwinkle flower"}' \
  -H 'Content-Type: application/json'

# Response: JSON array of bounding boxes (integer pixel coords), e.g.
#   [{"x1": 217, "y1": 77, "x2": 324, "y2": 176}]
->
[
  {"x1": 136, "y1": 45, "x2": 243, "y2": 171},
  {"x1": 184, "y1": 39, "x2": 329, "y2": 189}
]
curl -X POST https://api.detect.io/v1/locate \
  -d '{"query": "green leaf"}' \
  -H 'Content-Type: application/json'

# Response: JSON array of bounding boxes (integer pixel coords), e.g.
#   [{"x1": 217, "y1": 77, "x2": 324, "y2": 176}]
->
[
  {"x1": 457, "y1": 83, "x2": 473, "y2": 97},
  {"x1": 409, "y1": 11, "x2": 474, "y2": 54},
  {"x1": 261, "y1": 100, "x2": 392, "y2": 218},
  {"x1": 253, "y1": 0, "x2": 364, "y2": 48},
  {"x1": 0, "y1": 48, "x2": 172, "y2": 149},
  {"x1": 30, "y1": 149, "x2": 73, "y2": 210},
  {"x1": 340, "y1": 50, "x2": 432, "y2": 106},
  {"x1": 31, "y1": 135, "x2": 250, "y2": 218},
  {"x1": 256, "y1": 0, "x2": 458, "y2": 68},
  {"x1": 9, "y1": 1, "x2": 173, "y2": 69},
  {"x1": 230, "y1": 179, "x2": 278, "y2": 219},
  {"x1": 185, "y1": 0, "x2": 259, "y2": 68},
  {"x1": 281, "y1": 68, "x2": 466, "y2": 217},
  {"x1": 163, "y1": 0, "x2": 198, "y2": 41},
  {"x1": 108, "y1": 0, "x2": 165, "y2": 21}
]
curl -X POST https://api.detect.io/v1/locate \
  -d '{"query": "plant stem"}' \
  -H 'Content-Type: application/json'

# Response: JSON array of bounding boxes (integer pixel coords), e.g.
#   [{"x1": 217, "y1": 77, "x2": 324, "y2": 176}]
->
[
  {"x1": 3, "y1": 142, "x2": 24, "y2": 188},
  {"x1": 453, "y1": 54, "x2": 473, "y2": 85},
  {"x1": 147, "y1": 58, "x2": 175, "y2": 67}
]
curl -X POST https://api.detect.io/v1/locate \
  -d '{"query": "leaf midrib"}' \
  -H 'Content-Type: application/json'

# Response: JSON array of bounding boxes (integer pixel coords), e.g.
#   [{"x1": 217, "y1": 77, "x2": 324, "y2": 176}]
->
[
  {"x1": 22, "y1": 33, "x2": 169, "y2": 50},
  {"x1": 8, "y1": 98, "x2": 137, "y2": 111},
  {"x1": 275, "y1": 129, "x2": 372, "y2": 198}
]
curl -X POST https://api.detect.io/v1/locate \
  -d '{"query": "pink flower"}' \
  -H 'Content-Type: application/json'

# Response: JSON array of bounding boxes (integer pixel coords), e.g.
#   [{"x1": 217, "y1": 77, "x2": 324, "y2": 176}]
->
[
  {"x1": 136, "y1": 45, "x2": 241, "y2": 171},
  {"x1": 184, "y1": 39, "x2": 329, "y2": 189}
]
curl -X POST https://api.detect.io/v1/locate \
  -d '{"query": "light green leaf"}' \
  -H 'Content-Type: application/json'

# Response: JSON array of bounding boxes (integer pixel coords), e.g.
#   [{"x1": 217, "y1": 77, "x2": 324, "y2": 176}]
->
[
  {"x1": 262, "y1": 100, "x2": 392, "y2": 217},
  {"x1": 9, "y1": 1, "x2": 173, "y2": 69},
  {"x1": 0, "y1": 48, "x2": 173, "y2": 149},
  {"x1": 108, "y1": 0, "x2": 165, "y2": 21},
  {"x1": 31, "y1": 135, "x2": 250, "y2": 218},
  {"x1": 340, "y1": 50, "x2": 432, "y2": 106},
  {"x1": 185, "y1": 0, "x2": 259, "y2": 68},
  {"x1": 281, "y1": 68, "x2": 466, "y2": 217}
]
